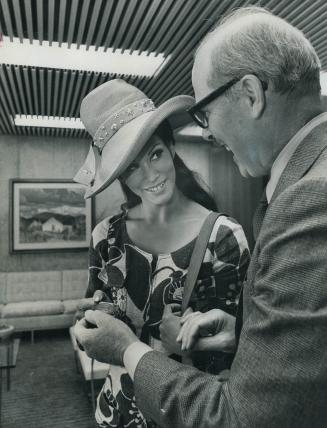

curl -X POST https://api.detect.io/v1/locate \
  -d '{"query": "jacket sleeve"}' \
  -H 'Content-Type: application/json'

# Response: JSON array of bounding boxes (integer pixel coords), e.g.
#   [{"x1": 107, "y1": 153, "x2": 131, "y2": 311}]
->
[{"x1": 134, "y1": 178, "x2": 327, "y2": 428}]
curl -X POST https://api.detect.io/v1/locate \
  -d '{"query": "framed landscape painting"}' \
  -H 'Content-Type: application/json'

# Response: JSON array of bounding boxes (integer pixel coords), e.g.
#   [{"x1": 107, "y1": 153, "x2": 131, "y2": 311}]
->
[{"x1": 10, "y1": 179, "x2": 93, "y2": 253}]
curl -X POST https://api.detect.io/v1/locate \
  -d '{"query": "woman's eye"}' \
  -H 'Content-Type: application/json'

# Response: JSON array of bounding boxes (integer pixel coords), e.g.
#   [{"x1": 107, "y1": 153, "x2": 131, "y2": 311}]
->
[
  {"x1": 151, "y1": 149, "x2": 163, "y2": 161},
  {"x1": 122, "y1": 163, "x2": 138, "y2": 178}
]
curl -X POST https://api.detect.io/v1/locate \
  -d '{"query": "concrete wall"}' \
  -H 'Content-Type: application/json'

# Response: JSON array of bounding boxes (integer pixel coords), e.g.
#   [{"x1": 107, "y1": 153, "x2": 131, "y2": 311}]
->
[
  {"x1": 0, "y1": 134, "x2": 91, "y2": 272},
  {"x1": 0, "y1": 134, "x2": 262, "y2": 273}
]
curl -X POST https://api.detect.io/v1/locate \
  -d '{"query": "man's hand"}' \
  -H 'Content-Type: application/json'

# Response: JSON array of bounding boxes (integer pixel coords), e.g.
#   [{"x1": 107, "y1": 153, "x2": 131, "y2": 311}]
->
[
  {"x1": 176, "y1": 309, "x2": 236, "y2": 353},
  {"x1": 74, "y1": 310, "x2": 139, "y2": 366}
]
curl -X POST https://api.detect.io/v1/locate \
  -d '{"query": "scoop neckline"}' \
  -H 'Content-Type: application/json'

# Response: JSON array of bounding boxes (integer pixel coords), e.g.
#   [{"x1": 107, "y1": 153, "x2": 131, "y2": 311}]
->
[{"x1": 121, "y1": 212, "x2": 198, "y2": 258}]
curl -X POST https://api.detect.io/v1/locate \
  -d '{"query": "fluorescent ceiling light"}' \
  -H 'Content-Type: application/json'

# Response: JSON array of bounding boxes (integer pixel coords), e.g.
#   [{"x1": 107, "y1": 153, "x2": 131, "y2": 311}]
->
[
  {"x1": 175, "y1": 124, "x2": 204, "y2": 138},
  {"x1": 320, "y1": 71, "x2": 327, "y2": 95},
  {"x1": 1, "y1": 36, "x2": 170, "y2": 77},
  {"x1": 14, "y1": 115, "x2": 85, "y2": 129}
]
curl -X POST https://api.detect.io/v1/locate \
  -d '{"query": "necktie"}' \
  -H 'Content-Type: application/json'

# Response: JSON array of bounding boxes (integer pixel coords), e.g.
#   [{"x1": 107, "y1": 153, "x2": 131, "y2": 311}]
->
[{"x1": 252, "y1": 190, "x2": 268, "y2": 241}]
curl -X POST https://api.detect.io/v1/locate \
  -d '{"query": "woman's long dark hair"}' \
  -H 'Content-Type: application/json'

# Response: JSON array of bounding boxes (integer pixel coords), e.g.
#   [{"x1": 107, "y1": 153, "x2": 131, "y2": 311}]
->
[{"x1": 120, "y1": 120, "x2": 217, "y2": 212}]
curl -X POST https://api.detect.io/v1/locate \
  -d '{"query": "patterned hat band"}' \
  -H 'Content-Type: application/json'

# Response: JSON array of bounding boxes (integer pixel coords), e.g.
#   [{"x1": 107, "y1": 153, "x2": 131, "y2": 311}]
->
[{"x1": 93, "y1": 98, "x2": 156, "y2": 152}]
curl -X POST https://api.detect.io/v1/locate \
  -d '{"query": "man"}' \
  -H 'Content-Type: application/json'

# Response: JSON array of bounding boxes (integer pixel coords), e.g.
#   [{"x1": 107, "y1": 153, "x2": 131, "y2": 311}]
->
[{"x1": 75, "y1": 7, "x2": 327, "y2": 427}]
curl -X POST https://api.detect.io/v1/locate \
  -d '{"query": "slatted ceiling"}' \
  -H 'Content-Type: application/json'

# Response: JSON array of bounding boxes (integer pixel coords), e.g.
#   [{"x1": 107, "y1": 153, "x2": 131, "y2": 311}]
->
[
  {"x1": 274, "y1": 0, "x2": 303, "y2": 18},
  {"x1": 105, "y1": 0, "x2": 127, "y2": 51},
  {"x1": 1, "y1": 0, "x2": 11, "y2": 39},
  {"x1": 52, "y1": 70, "x2": 59, "y2": 115},
  {"x1": 36, "y1": 0, "x2": 43, "y2": 44},
  {"x1": 114, "y1": 2, "x2": 138, "y2": 51},
  {"x1": 57, "y1": 0, "x2": 66, "y2": 46},
  {"x1": 92, "y1": 1, "x2": 110, "y2": 48},
  {"x1": 57, "y1": 70, "x2": 65, "y2": 115},
  {"x1": 143, "y1": 3, "x2": 169, "y2": 53},
  {"x1": 84, "y1": 0, "x2": 101, "y2": 48},
  {"x1": 291, "y1": 1, "x2": 319, "y2": 25},
  {"x1": 23, "y1": 0, "x2": 33, "y2": 42},
  {"x1": 0, "y1": 118, "x2": 6, "y2": 134},
  {"x1": 32, "y1": 71, "x2": 39, "y2": 113},
  {"x1": 76, "y1": 72, "x2": 90, "y2": 112},
  {"x1": 12, "y1": 0, "x2": 23, "y2": 41},
  {"x1": 66, "y1": 0, "x2": 78, "y2": 47},
  {"x1": 145, "y1": 0, "x2": 239, "y2": 94},
  {"x1": 301, "y1": 20, "x2": 327, "y2": 45},
  {"x1": 154, "y1": 60, "x2": 192, "y2": 102},
  {"x1": 304, "y1": 22, "x2": 326, "y2": 47},
  {"x1": 265, "y1": 0, "x2": 281, "y2": 9},
  {"x1": 97, "y1": 1, "x2": 113, "y2": 49},
  {"x1": 319, "y1": 38, "x2": 327, "y2": 53},
  {"x1": 75, "y1": 0, "x2": 90, "y2": 48},
  {"x1": 128, "y1": 0, "x2": 162, "y2": 53},
  {"x1": 270, "y1": 0, "x2": 294, "y2": 16},
  {"x1": 311, "y1": 24, "x2": 327, "y2": 45},
  {"x1": 0, "y1": 0, "x2": 327, "y2": 137},
  {"x1": 0, "y1": 66, "x2": 14, "y2": 116},
  {"x1": 48, "y1": 0, "x2": 54, "y2": 44},
  {"x1": 0, "y1": 101, "x2": 11, "y2": 133},
  {"x1": 23, "y1": 68, "x2": 33, "y2": 113},
  {"x1": 154, "y1": 1, "x2": 196, "y2": 54},
  {"x1": 298, "y1": 1, "x2": 325, "y2": 24},
  {"x1": 6, "y1": 67, "x2": 18, "y2": 113},
  {"x1": 45, "y1": 69, "x2": 51, "y2": 114},
  {"x1": 136, "y1": 0, "x2": 170, "y2": 52},
  {"x1": 120, "y1": 0, "x2": 148, "y2": 52},
  {"x1": 13, "y1": 66, "x2": 25, "y2": 113}
]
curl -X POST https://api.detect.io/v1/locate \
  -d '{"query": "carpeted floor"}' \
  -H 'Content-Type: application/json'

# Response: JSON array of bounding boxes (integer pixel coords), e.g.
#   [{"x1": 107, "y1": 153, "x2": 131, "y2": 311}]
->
[{"x1": 2, "y1": 330, "x2": 100, "y2": 428}]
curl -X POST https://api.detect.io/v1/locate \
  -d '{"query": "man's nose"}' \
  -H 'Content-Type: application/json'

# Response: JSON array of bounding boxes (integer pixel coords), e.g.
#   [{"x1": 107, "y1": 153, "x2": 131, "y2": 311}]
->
[{"x1": 202, "y1": 128, "x2": 215, "y2": 142}]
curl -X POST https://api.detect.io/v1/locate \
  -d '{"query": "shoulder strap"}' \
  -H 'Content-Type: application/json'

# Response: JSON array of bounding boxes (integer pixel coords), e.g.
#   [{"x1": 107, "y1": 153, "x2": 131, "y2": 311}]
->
[{"x1": 181, "y1": 212, "x2": 224, "y2": 314}]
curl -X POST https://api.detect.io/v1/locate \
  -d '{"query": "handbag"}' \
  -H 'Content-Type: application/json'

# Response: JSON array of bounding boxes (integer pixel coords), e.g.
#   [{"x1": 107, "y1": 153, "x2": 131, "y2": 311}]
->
[
  {"x1": 181, "y1": 211, "x2": 223, "y2": 368},
  {"x1": 182, "y1": 211, "x2": 223, "y2": 314}
]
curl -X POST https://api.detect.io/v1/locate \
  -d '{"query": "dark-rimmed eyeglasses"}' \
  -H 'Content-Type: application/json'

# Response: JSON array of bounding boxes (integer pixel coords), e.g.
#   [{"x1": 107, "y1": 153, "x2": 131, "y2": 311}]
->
[{"x1": 188, "y1": 76, "x2": 268, "y2": 128}]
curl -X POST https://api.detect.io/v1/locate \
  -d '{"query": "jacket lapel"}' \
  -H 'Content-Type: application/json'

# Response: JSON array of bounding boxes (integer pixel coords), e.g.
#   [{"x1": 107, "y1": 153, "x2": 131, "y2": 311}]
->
[
  {"x1": 270, "y1": 120, "x2": 327, "y2": 205},
  {"x1": 240, "y1": 120, "x2": 327, "y2": 327}
]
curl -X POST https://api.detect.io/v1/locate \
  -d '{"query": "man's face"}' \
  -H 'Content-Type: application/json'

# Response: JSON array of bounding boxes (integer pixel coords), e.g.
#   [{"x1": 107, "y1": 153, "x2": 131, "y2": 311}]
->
[{"x1": 192, "y1": 45, "x2": 265, "y2": 178}]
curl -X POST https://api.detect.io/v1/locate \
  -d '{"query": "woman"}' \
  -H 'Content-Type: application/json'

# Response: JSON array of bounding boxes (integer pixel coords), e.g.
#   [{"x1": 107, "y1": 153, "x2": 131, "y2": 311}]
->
[{"x1": 74, "y1": 79, "x2": 250, "y2": 428}]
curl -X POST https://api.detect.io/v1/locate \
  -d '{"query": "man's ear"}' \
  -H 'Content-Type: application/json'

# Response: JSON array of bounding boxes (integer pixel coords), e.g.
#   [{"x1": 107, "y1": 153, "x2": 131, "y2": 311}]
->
[{"x1": 240, "y1": 74, "x2": 266, "y2": 119}]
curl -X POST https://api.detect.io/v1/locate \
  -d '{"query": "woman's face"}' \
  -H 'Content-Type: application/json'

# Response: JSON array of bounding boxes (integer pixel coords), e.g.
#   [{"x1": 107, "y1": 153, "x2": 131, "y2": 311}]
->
[{"x1": 120, "y1": 134, "x2": 176, "y2": 206}]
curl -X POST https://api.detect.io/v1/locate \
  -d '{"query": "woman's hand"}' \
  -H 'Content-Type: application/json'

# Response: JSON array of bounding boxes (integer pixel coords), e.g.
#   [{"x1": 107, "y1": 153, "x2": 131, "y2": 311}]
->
[
  {"x1": 75, "y1": 290, "x2": 108, "y2": 322},
  {"x1": 176, "y1": 309, "x2": 236, "y2": 354},
  {"x1": 160, "y1": 303, "x2": 183, "y2": 355},
  {"x1": 160, "y1": 304, "x2": 194, "y2": 356}
]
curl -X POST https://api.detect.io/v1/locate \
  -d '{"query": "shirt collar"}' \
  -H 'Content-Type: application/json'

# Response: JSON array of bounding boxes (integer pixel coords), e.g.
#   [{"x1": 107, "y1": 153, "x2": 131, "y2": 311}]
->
[{"x1": 266, "y1": 112, "x2": 327, "y2": 203}]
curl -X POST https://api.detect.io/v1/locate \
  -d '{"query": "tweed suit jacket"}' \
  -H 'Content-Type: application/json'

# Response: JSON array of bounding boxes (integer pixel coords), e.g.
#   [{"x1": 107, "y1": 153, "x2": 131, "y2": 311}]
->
[{"x1": 133, "y1": 120, "x2": 327, "y2": 428}]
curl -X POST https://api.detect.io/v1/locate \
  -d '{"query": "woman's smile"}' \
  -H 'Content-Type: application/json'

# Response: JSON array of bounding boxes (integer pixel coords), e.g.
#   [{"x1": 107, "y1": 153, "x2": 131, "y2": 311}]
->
[{"x1": 144, "y1": 179, "x2": 167, "y2": 193}]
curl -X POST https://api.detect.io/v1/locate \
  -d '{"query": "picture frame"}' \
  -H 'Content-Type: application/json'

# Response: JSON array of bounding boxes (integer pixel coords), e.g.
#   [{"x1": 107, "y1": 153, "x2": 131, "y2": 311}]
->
[{"x1": 10, "y1": 179, "x2": 94, "y2": 253}]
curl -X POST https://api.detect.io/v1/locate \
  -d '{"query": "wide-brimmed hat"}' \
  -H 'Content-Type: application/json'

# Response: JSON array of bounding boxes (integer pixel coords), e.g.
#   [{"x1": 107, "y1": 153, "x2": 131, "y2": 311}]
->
[{"x1": 74, "y1": 79, "x2": 195, "y2": 198}]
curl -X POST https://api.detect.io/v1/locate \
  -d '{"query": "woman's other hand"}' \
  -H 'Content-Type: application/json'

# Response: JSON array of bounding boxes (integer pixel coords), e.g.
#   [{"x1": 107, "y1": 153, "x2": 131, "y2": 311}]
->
[
  {"x1": 176, "y1": 309, "x2": 236, "y2": 354},
  {"x1": 74, "y1": 290, "x2": 108, "y2": 322},
  {"x1": 159, "y1": 303, "x2": 185, "y2": 355}
]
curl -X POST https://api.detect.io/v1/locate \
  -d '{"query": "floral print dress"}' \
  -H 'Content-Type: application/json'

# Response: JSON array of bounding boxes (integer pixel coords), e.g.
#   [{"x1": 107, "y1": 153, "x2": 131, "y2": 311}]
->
[{"x1": 86, "y1": 210, "x2": 250, "y2": 428}]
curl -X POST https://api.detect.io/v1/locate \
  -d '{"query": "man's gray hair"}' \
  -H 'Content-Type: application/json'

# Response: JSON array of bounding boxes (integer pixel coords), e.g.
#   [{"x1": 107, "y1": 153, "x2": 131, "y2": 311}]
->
[{"x1": 199, "y1": 6, "x2": 321, "y2": 95}]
